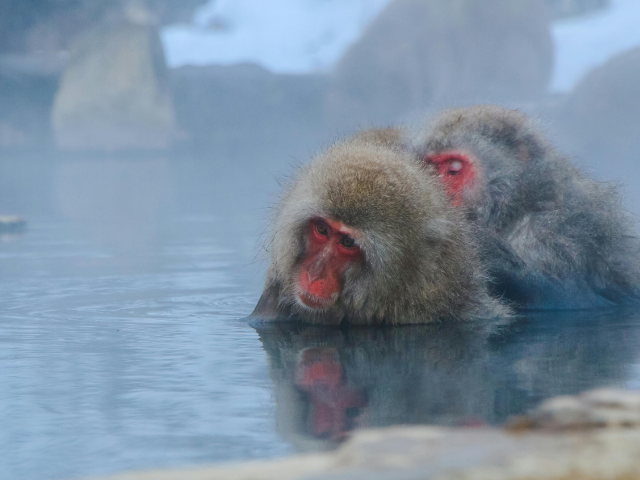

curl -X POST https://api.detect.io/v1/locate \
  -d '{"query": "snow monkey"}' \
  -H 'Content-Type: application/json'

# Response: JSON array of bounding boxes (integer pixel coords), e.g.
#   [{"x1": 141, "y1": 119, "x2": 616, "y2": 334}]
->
[
  {"x1": 251, "y1": 135, "x2": 510, "y2": 325},
  {"x1": 419, "y1": 105, "x2": 640, "y2": 309}
]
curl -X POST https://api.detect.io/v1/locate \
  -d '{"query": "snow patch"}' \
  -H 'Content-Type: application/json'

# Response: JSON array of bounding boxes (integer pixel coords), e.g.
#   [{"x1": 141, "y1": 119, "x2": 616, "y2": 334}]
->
[
  {"x1": 551, "y1": 0, "x2": 640, "y2": 92},
  {"x1": 161, "y1": 0, "x2": 392, "y2": 73}
]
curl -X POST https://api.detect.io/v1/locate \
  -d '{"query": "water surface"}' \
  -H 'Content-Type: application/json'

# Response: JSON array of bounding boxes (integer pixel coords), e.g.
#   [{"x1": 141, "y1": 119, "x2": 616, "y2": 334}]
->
[{"x1": 1, "y1": 218, "x2": 640, "y2": 480}]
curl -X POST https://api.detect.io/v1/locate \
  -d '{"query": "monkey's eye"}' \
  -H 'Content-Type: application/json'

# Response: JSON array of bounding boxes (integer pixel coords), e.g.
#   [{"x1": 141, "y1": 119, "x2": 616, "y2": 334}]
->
[
  {"x1": 447, "y1": 160, "x2": 464, "y2": 175},
  {"x1": 340, "y1": 235, "x2": 356, "y2": 248},
  {"x1": 315, "y1": 222, "x2": 329, "y2": 237}
]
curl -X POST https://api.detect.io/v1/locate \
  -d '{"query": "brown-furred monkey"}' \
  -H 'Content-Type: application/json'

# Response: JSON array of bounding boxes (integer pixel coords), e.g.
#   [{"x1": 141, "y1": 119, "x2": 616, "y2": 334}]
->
[
  {"x1": 251, "y1": 135, "x2": 510, "y2": 325},
  {"x1": 419, "y1": 105, "x2": 640, "y2": 309}
]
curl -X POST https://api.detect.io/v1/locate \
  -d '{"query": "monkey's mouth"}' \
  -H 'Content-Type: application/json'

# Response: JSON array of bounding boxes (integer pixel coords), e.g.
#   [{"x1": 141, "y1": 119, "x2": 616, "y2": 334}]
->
[{"x1": 296, "y1": 290, "x2": 337, "y2": 310}]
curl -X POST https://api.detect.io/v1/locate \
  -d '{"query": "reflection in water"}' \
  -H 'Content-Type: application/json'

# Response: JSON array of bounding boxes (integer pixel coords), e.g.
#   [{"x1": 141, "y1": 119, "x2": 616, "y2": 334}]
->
[
  {"x1": 257, "y1": 311, "x2": 640, "y2": 450},
  {"x1": 294, "y1": 347, "x2": 367, "y2": 441}
]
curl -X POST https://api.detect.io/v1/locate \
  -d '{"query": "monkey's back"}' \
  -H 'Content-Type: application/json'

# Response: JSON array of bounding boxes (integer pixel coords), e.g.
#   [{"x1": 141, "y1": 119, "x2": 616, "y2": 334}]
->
[
  {"x1": 420, "y1": 105, "x2": 640, "y2": 310},
  {"x1": 492, "y1": 152, "x2": 640, "y2": 309}
]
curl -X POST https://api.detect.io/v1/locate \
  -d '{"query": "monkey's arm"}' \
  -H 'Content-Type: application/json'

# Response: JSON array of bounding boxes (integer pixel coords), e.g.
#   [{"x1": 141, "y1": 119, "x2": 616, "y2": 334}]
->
[
  {"x1": 250, "y1": 281, "x2": 292, "y2": 321},
  {"x1": 479, "y1": 230, "x2": 527, "y2": 274},
  {"x1": 585, "y1": 233, "x2": 640, "y2": 304},
  {"x1": 498, "y1": 210, "x2": 639, "y2": 308},
  {"x1": 251, "y1": 282, "x2": 280, "y2": 319},
  {"x1": 479, "y1": 232, "x2": 539, "y2": 304}
]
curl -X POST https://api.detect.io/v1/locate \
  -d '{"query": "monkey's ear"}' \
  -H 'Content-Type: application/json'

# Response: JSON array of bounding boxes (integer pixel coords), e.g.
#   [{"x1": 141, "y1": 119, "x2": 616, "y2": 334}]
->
[{"x1": 250, "y1": 281, "x2": 284, "y2": 321}]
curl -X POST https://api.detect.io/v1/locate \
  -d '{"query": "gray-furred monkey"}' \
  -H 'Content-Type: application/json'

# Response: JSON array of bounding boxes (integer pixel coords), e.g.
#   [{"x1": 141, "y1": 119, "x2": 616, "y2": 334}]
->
[
  {"x1": 251, "y1": 135, "x2": 510, "y2": 325},
  {"x1": 419, "y1": 105, "x2": 640, "y2": 309}
]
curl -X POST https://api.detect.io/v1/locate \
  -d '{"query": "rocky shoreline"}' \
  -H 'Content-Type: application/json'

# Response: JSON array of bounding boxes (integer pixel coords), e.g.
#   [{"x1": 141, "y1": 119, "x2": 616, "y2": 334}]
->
[{"x1": 91, "y1": 388, "x2": 640, "y2": 480}]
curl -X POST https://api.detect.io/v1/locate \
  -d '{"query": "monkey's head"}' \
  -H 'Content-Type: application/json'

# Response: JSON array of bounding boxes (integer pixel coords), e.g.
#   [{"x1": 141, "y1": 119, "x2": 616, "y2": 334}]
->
[
  {"x1": 420, "y1": 105, "x2": 550, "y2": 220},
  {"x1": 254, "y1": 138, "x2": 468, "y2": 325}
]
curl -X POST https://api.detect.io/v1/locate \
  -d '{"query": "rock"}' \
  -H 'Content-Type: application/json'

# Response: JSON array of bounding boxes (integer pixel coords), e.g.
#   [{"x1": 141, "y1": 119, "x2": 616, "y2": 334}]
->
[
  {"x1": 51, "y1": 4, "x2": 176, "y2": 151},
  {"x1": 0, "y1": 0, "x2": 206, "y2": 55},
  {"x1": 555, "y1": 47, "x2": 640, "y2": 214},
  {"x1": 0, "y1": 58, "x2": 59, "y2": 149},
  {"x1": 326, "y1": 0, "x2": 553, "y2": 130},
  {"x1": 559, "y1": 47, "x2": 640, "y2": 166},
  {"x1": 170, "y1": 63, "x2": 329, "y2": 154},
  {"x1": 518, "y1": 388, "x2": 640, "y2": 430},
  {"x1": 544, "y1": 0, "x2": 609, "y2": 19},
  {"x1": 582, "y1": 388, "x2": 640, "y2": 410},
  {"x1": 86, "y1": 389, "x2": 640, "y2": 480}
]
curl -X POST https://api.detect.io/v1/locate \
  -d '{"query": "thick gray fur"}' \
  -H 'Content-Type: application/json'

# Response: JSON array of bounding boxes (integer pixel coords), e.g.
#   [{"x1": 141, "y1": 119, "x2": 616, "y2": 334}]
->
[
  {"x1": 418, "y1": 105, "x2": 640, "y2": 309},
  {"x1": 252, "y1": 135, "x2": 510, "y2": 325}
]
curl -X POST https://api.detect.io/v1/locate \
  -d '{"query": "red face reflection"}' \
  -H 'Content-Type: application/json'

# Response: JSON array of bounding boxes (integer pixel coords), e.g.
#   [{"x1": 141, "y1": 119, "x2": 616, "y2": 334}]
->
[
  {"x1": 425, "y1": 151, "x2": 476, "y2": 207},
  {"x1": 295, "y1": 348, "x2": 367, "y2": 441}
]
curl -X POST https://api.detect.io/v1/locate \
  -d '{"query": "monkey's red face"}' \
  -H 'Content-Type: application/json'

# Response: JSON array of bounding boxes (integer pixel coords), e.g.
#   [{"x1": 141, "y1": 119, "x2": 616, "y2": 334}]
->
[
  {"x1": 425, "y1": 151, "x2": 476, "y2": 206},
  {"x1": 296, "y1": 218, "x2": 362, "y2": 310}
]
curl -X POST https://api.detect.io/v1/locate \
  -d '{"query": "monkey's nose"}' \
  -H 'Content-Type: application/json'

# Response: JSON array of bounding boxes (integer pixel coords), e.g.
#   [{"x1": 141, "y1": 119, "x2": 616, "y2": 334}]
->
[
  {"x1": 306, "y1": 273, "x2": 327, "y2": 293},
  {"x1": 307, "y1": 261, "x2": 327, "y2": 280}
]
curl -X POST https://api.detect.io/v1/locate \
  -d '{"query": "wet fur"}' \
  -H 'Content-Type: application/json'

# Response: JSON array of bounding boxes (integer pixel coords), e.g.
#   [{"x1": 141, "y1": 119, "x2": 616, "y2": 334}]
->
[
  {"x1": 252, "y1": 136, "x2": 510, "y2": 325},
  {"x1": 419, "y1": 105, "x2": 640, "y2": 309}
]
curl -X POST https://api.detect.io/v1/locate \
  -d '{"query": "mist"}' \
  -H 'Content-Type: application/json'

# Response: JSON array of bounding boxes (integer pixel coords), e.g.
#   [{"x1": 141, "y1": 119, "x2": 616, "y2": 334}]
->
[
  {"x1": 2, "y1": 0, "x2": 640, "y2": 245},
  {"x1": 2, "y1": 1, "x2": 640, "y2": 479}
]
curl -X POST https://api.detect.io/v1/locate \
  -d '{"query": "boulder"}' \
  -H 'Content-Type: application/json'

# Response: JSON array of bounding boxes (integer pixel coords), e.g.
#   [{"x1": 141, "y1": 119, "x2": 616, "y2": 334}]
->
[
  {"x1": 555, "y1": 47, "x2": 640, "y2": 214},
  {"x1": 0, "y1": 0, "x2": 207, "y2": 55},
  {"x1": 544, "y1": 0, "x2": 609, "y2": 19},
  {"x1": 516, "y1": 388, "x2": 640, "y2": 430},
  {"x1": 170, "y1": 64, "x2": 329, "y2": 152},
  {"x1": 559, "y1": 47, "x2": 640, "y2": 167},
  {"x1": 0, "y1": 56, "x2": 59, "y2": 149},
  {"x1": 326, "y1": 0, "x2": 553, "y2": 130},
  {"x1": 51, "y1": 4, "x2": 176, "y2": 151}
]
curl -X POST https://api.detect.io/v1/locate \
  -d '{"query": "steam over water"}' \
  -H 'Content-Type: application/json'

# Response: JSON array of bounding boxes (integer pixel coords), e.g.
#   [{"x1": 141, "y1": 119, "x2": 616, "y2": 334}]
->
[{"x1": 3, "y1": 1, "x2": 640, "y2": 479}]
